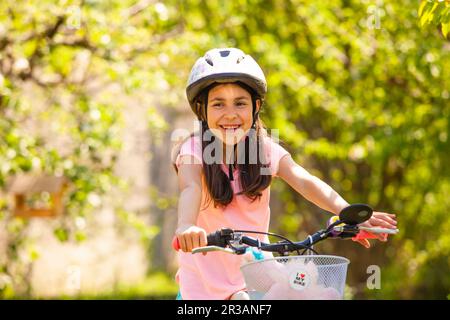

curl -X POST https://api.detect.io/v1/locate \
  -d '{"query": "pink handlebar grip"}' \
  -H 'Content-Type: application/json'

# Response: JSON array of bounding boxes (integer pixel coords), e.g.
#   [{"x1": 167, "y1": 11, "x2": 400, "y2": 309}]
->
[
  {"x1": 172, "y1": 236, "x2": 180, "y2": 251},
  {"x1": 352, "y1": 230, "x2": 379, "y2": 240}
]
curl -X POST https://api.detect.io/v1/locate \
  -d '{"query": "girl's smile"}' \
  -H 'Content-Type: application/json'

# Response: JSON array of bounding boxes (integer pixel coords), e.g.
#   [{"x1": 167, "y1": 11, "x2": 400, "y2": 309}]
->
[{"x1": 207, "y1": 83, "x2": 260, "y2": 147}]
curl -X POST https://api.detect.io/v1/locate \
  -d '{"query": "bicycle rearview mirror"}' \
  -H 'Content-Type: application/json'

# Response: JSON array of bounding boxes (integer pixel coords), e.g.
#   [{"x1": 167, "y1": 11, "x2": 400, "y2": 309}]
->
[{"x1": 339, "y1": 204, "x2": 373, "y2": 225}]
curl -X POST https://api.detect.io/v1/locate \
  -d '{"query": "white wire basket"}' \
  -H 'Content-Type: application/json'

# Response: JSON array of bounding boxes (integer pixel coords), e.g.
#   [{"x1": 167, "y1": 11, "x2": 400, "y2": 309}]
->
[{"x1": 240, "y1": 255, "x2": 350, "y2": 300}]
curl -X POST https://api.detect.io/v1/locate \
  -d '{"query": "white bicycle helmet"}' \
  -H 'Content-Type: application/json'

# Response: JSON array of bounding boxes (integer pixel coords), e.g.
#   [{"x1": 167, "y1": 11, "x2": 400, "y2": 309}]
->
[{"x1": 186, "y1": 48, "x2": 267, "y2": 119}]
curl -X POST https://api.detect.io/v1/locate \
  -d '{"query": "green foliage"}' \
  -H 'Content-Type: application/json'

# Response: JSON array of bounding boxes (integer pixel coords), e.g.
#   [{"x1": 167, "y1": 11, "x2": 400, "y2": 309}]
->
[
  {"x1": 9, "y1": 272, "x2": 178, "y2": 300},
  {"x1": 117, "y1": 209, "x2": 159, "y2": 245},
  {"x1": 97, "y1": 271, "x2": 178, "y2": 300},
  {"x1": 171, "y1": 0, "x2": 449, "y2": 299},
  {"x1": 419, "y1": 0, "x2": 450, "y2": 38}
]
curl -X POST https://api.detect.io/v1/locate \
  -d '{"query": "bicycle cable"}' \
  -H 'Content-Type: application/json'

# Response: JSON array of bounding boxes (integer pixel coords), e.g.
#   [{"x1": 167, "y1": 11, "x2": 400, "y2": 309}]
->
[{"x1": 234, "y1": 230, "x2": 305, "y2": 255}]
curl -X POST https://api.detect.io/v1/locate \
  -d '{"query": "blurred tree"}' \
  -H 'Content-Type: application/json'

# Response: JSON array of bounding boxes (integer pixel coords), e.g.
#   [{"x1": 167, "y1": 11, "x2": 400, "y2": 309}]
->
[{"x1": 0, "y1": 0, "x2": 163, "y2": 297}]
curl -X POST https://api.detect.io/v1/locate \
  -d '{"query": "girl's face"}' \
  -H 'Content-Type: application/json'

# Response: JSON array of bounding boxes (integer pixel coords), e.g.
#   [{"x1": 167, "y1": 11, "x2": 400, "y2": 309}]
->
[{"x1": 207, "y1": 83, "x2": 260, "y2": 146}]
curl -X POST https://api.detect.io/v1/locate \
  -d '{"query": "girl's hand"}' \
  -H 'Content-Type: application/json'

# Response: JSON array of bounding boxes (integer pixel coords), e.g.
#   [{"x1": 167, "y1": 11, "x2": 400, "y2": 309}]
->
[
  {"x1": 353, "y1": 211, "x2": 397, "y2": 248},
  {"x1": 175, "y1": 224, "x2": 208, "y2": 253}
]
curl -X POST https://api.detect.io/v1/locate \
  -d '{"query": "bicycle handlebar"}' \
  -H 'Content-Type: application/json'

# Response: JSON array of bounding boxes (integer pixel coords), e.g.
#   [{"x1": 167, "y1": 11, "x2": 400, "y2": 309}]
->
[
  {"x1": 172, "y1": 204, "x2": 398, "y2": 255},
  {"x1": 172, "y1": 227, "x2": 334, "y2": 254}
]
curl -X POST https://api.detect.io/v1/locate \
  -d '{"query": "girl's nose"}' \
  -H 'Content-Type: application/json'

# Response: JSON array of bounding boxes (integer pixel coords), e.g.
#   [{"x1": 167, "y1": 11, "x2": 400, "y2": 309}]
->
[
  {"x1": 223, "y1": 107, "x2": 238, "y2": 119},
  {"x1": 224, "y1": 113, "x2": 237, "y2": 119}
]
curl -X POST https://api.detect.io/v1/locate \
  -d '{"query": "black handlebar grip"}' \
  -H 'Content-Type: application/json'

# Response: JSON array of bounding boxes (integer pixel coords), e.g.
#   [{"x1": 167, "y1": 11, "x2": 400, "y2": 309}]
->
[
  {"x1": 172, "y1": 233, "x2": 224, "y2": 250},
  {"x1": 207, "y1": 228, "x2": 233, "y2": 247},
  {"x1": 172, "y1": 228, "x2": 234, "y2": 251},
  {"x1": 207, "y1": 231, "x2": 226, "y2": 247}
]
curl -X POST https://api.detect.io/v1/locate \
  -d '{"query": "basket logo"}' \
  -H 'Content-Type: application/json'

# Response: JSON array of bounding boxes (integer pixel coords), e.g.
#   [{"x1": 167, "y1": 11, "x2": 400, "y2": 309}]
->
[
  {"x1": 289, "y1": 268, "x2": 310, "y2": 291},
  {"x1": 295, "y1": 273, "x2": 306, "y2": 286}
]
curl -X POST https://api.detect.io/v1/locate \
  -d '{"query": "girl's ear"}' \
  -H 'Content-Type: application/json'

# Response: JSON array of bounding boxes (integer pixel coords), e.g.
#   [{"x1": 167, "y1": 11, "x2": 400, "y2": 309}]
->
[{"x1": 255, "y1": 99, "x2": 261, "y2": 113}]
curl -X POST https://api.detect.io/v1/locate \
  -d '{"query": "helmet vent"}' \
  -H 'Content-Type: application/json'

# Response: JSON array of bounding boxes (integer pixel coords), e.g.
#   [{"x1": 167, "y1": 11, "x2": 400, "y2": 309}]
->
[
  {"x1": 220, "y1": 50, "x2": 230, "y2": 57},
  {"x1": 205, "y1": 57, "x2": 214, "y2": 66}
]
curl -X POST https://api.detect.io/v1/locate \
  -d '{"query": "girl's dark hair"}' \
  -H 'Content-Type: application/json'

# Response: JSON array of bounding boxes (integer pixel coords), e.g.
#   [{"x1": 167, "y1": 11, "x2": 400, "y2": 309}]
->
[{"x1": 173, "y1": 81, "x2": 272, "y2": 209}]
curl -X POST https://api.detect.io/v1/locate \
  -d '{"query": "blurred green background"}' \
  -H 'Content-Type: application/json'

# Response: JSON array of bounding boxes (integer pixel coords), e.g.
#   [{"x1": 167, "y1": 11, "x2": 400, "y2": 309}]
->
[{"x1": 0, "y1": 0, "x2": 448, "y2": 299}]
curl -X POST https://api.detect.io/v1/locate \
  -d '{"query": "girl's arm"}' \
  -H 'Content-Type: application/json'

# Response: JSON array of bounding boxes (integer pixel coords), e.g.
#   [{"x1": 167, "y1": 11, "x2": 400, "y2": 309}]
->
[
  {"x1": 277, "y1": 154, "x2": 397, "y2": 248},
  {"x1": 277, "y1": 155, "x2": 349, "y2": 215},
  {"x1": 175, "y1": 155, "x2": 207, "y2": 252}
]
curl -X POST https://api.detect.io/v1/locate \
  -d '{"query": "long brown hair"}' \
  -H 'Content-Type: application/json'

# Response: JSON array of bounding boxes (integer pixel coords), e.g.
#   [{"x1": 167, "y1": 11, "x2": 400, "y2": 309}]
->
[{"x1": 173, "y1": 82, "x2": 272, "y2": 209}]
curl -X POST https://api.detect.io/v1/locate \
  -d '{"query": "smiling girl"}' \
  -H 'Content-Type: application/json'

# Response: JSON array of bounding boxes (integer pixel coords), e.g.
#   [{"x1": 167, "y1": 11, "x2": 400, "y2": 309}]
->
[{"x1": 172, "y1": 48, "x2": 397, "y2": 300}]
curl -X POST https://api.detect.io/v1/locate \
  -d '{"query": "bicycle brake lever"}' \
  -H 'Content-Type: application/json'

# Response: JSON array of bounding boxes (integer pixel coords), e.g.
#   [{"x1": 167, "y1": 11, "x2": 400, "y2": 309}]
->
[
  {"x1": 192, "y1": 246, "x2": 236, "y2": 254},
  {"x1": 358, "y1": 226, "x2": 399, "y2": 234},
  {"x1": 332, "y1": 225, "x2": 360, "y2": 239}
]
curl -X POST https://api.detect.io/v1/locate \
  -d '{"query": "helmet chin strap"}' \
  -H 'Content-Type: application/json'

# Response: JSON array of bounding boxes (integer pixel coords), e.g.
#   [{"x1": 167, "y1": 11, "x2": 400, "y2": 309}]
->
[
  {"x1": 228, "y1": 101, "x2": 261, "y2": 181},
  {"x1": 251, "y1": 110, "x2": 259, "y2": 129},
  {"x1": 230, "y1": 107, "x2": 259, "y2": 181},
  {"x1": 202, "y1": 120, "x2": 236, "y2": 181}
]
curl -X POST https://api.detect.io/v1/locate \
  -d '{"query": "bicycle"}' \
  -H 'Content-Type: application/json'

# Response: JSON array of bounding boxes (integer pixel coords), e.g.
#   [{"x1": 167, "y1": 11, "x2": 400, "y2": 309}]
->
[{"x1": 172, "y1": 204, "x2": 399, "y2": 300}]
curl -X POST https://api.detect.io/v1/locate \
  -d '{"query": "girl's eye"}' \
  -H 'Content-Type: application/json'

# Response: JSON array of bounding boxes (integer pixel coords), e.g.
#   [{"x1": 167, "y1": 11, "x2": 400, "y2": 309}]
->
[
  {"x1": 212, "y1": 103, "x2": 223, "y2": 108},
  {"x1": 236, "y1": 102, "x2": 247, "y2": 108}
]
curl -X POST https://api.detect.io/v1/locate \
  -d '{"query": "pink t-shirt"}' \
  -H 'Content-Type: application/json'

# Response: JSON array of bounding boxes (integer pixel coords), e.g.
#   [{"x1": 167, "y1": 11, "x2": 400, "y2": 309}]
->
[{"x1": 174, "y1": 134, "x2": 290, "y2": 300}]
